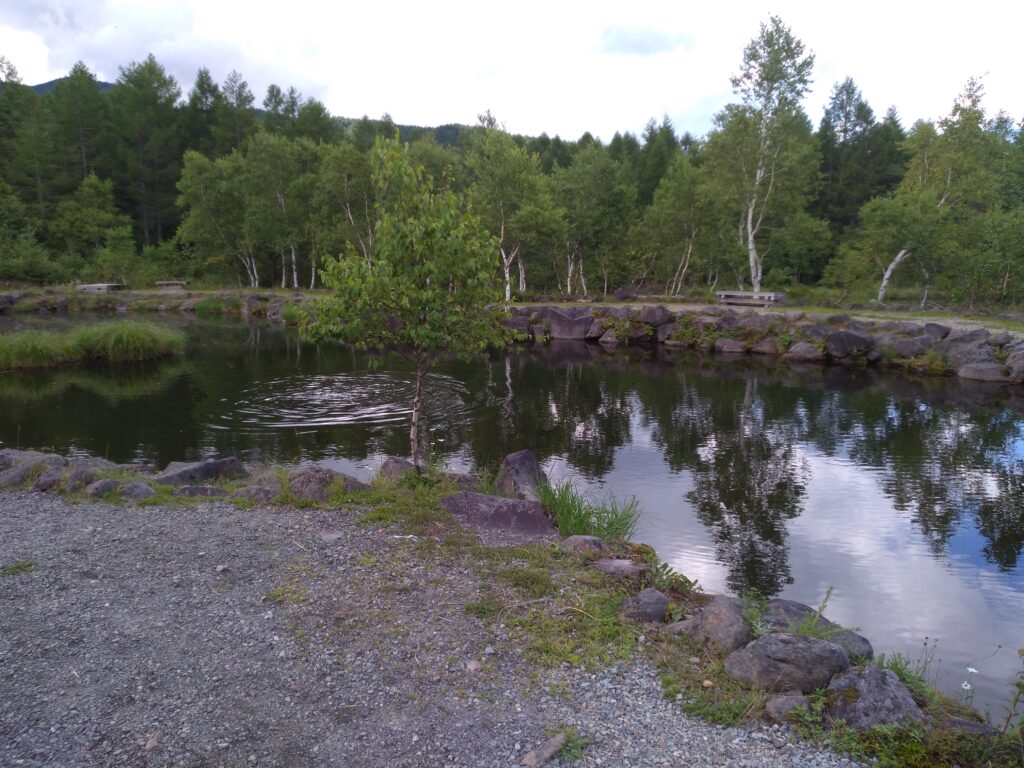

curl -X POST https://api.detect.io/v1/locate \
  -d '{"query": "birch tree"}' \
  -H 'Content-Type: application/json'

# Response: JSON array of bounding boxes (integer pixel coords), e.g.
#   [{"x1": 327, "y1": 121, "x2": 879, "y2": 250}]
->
[
  {"x1": 704, "y1": 16, "x2": 816, "y2": 291},
  {"x1": 466, "y1": 119, "x2": 553, "y2": 303}
]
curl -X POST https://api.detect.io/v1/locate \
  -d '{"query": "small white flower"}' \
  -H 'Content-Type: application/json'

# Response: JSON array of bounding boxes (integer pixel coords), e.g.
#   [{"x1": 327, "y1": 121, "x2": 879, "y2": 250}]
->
[
  {"x1": 966, "y1": 667, "x2": 978, "y2": 674},
  {"x1": 961, "y1": 681, "x2": 972, "y2": 691}
]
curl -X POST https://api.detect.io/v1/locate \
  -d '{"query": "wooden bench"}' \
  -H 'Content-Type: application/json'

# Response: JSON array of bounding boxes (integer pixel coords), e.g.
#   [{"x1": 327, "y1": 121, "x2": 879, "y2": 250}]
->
[
  {"x1": 715, "y1": 290, "x2": 785, "y2": 307},
  {"x1": 76, "y1": 283, "x2": 126, "y2": 293}
]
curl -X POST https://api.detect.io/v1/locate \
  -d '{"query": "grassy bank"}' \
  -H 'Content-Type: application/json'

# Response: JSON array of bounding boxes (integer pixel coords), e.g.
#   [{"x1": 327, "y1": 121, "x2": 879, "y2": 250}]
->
[{"x1": 0, "y1": 321, "x2": 185, "y2": 370}]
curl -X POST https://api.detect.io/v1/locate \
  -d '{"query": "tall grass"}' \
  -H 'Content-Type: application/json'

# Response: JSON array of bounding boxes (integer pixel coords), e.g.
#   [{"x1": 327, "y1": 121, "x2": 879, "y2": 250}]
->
[
  {"x1": 539, "y1": 479, "x2": 640, "y2": 540},
  {"x1": 0, "y1": 322, "x2": 184, "y2": 370}
]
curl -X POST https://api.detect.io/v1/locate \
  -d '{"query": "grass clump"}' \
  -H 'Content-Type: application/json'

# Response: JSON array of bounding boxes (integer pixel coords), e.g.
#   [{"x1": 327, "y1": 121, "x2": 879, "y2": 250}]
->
[
  {"x1": 0, "y1": 322, "x2": 184, "y2": 370},
  {"x1": 538, "y1": 479, "x2": 640, "y2": 540},
  {"x1": 2, "y1": 559, "x2": 35, "y2": 576},
  {"x1": 193, "y1": 297, "x2": 225, "y2": 315},
  {"x1": 280, "y1": 303, "x2": 305, "y2": 325}
]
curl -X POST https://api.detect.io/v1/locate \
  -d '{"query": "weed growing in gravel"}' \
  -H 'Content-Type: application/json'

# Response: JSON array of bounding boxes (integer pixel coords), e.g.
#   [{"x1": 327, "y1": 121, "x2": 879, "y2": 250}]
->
[
  {"x1": 500, "y1": 566, "x2": 557, "y2": 598},
  {"x1": 2, "y1": 560, "x2": 35, "y2": 576},
  {"x1": 655, "y1": 633, "x2": 765, "y2": 725}
]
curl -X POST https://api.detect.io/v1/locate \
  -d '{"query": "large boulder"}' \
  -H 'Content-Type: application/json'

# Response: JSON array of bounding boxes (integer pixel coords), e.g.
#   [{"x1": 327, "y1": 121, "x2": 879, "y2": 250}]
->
[
  {"x1": 153, "y1": 457, "x2": 247, "y2": 486},
  {"x1": 585, "y1": 319, "x2": 608, "y2": 341},
  {"x1": 876, "y1": 333, "x2": 932, "y2": 359},
  {"x1": 784, "y1": 342, "x2": 826, "y2": 363},
  {"x1": 724, "y1": 634, "x2": 850, "y2": 693},
  {"x1": 763, "y1": 599, "x2": 873, "y2": 660},
  {"x1": 957, "y1": 363, "x2": 1010, "y2": 382},
  {"x1": 495, "y1": 449, "x2": 548, "y2": 502},
  {"x1": 751, "y1": 337, "x2": 782, "y2": 356},
  {"x1": 825, "y1": 666, "x2": 925, "y2": 730},
  {"x1": 122, "y1": 480, "x2": 156, "y2": 500},
  {"x1": 32, "y1": 467, "x2": 66, "y2": 492},
  {"x1": 638, "y1": 305, "x2": 673, "y2": 327},
  {"x1": 667, "y1": 595, "x2": 751, "y2": 654},
  {"x1": 0, "y1": 452, "x2": 65, "y2": 489},
  {"x1": 1007, "y1": 350, "x2": 1024, "y2": 383},
  {"x1": 439, "y1": 491, "x2": 556, "y2": 546},
  {"x1": 713, "y1": 337, "x2": 746, "y2": 354},
  {"x1": 825, "y1": 331, "x2": 872, "y2": 359},
  {"x1": 620, "y1": 588, "x2": 670, "y2": 623},
  {"x1": 538, "y1": 307, "x2": 594, "y2": 340},
  {"x1": 85, "y1": 478, "x2": 121, "y2": 498},
  {"x1": 935, "y1": 336, "x2": 997, "y2": 368},
  {"x1": 288, "y1": 465, "x2": 367, "y2": 502},
  {"x1": 923, "y1": 322, "x2": 951, "y2": 339},
  {"x1": 378, "y1": 456, "x2": 415, "y2": 481}
]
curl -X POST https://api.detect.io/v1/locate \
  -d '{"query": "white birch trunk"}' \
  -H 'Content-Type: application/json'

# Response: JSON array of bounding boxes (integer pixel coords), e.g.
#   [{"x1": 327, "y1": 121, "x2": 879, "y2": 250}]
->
[
  {"x1": 290, "y1": 244, "x2": 299, "y2": 288},
  {"x1": 877, "y1": 248, "x2": 911, "y2": 303}
]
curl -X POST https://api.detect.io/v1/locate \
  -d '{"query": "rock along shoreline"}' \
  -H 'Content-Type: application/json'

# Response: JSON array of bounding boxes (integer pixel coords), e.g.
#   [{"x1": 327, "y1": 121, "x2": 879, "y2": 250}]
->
[{"x1": 505, "y1": 303, "x2": 1024, "y2": 385}]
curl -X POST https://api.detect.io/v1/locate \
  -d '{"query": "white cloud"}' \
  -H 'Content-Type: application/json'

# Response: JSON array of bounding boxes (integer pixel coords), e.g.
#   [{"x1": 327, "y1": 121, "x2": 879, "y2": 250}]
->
[{"x1": 2, "y1": 0, "x2": 1022, "y2": 139}]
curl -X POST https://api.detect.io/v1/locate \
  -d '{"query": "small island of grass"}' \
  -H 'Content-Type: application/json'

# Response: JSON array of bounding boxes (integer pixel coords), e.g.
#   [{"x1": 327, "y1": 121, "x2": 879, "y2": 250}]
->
[{"x1": 0, "y1": 321, "x2": 185, "y2": 371}]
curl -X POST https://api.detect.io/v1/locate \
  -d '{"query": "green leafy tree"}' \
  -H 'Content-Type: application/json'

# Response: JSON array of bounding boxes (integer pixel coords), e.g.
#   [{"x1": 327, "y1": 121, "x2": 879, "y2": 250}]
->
[
  {"x1": 834, "y1": 79, "x2": 1004, "y2": 303},
  {"x1": 110, "y1": 54, "x2": 183, "y2": 246},
  {"x1": 177, "y1": 149, "x2": 261, "y2": 285},
  {"x1": 466, "y1": 116, "x2": 561, "y2": 301},
  {"x1": 212, "y1": 70, "x2": 258, "y2": 153},
  {"x1": 48, "y1": 61, "x2": 113, "y2": 189},
  {"x1": 635, "y1": 154, "x2": 707, "y2": 294},
  {"x1": 552, "y1": 144, "x2": 636, "y2": 296},
  {"x1": 48, "y1": 173, "x2": 130, "y2": 262},
  {"x1": 303, "y1": 137, "x2": 505, "y2": 470},
  {"x1": 704, "y1": 16, "x2": 817, "y2": 291}
]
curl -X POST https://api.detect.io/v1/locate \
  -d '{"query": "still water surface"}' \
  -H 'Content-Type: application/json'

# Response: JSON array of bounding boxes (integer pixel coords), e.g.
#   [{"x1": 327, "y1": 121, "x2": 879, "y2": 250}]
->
[{"x1": 1, "y1": 317, "x2": 1022, "y2": 713}]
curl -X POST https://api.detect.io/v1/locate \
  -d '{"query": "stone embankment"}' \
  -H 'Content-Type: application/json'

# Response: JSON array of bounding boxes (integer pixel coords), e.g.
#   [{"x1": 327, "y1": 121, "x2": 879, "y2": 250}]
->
[{"x1": 506, "y1": 304, "x2": 1024, "y2": 385}]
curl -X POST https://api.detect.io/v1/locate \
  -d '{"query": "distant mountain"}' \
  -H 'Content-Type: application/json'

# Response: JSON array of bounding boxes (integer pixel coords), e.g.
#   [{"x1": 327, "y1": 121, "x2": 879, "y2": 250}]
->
[{"x1": 30, "y1": 77, "x2": 114, "y2": 95}]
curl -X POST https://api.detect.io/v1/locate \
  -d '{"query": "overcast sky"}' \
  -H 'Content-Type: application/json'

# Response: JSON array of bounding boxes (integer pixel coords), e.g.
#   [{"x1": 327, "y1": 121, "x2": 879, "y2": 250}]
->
[{"x1": 3, "y1": 0, "x2": 1022, "y2": 141}]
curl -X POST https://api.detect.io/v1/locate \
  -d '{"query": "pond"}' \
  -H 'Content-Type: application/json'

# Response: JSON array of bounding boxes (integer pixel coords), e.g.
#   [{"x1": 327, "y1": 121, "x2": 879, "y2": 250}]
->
[{"x1": 1, "y1": 316, "x2": 1022, "y2": 715}]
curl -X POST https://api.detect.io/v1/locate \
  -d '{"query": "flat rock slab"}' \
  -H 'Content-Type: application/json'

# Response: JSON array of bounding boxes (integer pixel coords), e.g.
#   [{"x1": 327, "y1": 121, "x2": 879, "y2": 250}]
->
[
  {"x1": 592, "y1": 558, "x2": 649, "y2": 580},
  {"x1": 724, "y1": 633, "x2": 850, "y2": 693},
  {"x1": 825, "y1": 666, "x2": 924, "y2": 730},
  {"x1": 439, "y1": 492, "x2": 557, "y2": 547},
  {"x1": 154, "y1": 457, "x2": 247, "y2": 486},
  {"x1": 667, "y1": 595, "x2": 751, "y2": 654}
]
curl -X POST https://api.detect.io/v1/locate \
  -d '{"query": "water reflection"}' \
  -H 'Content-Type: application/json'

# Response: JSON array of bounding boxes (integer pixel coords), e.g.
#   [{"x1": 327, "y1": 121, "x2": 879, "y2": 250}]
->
[{"x1": 1, "y1": 319, "x2": 1022, "y2": 710}]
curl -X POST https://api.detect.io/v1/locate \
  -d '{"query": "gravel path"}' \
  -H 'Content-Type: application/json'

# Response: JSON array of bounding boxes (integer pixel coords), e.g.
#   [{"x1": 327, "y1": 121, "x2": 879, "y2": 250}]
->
[{"x1": 0, "y1": 492, "x2": 863, "y2": 767}]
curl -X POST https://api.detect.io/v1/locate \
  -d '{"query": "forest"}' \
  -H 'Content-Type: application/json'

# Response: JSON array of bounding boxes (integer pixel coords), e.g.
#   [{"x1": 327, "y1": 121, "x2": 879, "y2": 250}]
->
[{"x1": 1, "y1": 16, "x2": 1023, "y2": 308}]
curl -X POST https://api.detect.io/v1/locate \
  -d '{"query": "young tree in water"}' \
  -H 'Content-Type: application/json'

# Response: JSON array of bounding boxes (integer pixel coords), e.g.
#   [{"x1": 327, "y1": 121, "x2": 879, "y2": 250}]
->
[{"x1": 303, "y1": 137, "x2": 506, "y2": 471}]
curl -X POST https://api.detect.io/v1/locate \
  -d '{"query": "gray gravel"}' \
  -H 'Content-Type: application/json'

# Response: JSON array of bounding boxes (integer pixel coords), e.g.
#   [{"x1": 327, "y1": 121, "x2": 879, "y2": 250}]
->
[{"x1": 0, "y1": 491, "x2": 862, "y2": 767}]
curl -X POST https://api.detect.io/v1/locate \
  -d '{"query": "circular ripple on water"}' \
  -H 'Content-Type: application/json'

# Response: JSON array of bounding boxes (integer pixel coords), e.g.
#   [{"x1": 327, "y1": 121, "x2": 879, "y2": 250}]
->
[{"x1": 209, "y1": 372, "x2": 472, "y2": 432}]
